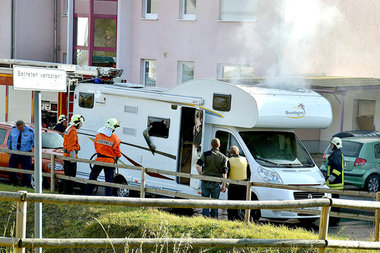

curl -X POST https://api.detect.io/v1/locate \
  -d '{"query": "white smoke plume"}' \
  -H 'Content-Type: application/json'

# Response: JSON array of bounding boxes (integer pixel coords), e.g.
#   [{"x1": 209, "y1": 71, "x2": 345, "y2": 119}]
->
[{"x1": 227, "y1": 0, "x2": 343, "y2": 90}]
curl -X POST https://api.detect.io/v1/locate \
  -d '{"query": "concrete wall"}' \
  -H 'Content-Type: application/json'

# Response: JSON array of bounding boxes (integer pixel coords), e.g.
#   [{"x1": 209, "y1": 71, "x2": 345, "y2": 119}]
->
[{"x1": 124, "y1": 0, "x2": 281, "y2": 87}]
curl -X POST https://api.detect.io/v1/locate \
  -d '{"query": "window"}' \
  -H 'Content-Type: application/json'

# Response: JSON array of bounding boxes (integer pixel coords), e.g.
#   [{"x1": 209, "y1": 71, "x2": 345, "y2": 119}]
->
[
  {"x1": 213, "y1": 94, "x2": 231, "y2": 112},
  {"x1": 217, "y1": 64, "x2": 254, "y2": 79},
  {"x1": 240, "y1": 131, "x2": 314, "y2": 168},
  {"x1": 63, "y1": 0, "x2": 68, "y2": 16},
  {"x1": 215, "y1": 130, "x2": 244, "y2": 157},
  {"x1": 0, "y1": 128, "x2": 7, "y2": 144},
  {"x1": 94, "y1": 18, "x2": 116, "y2": 48},
  {"x1": 180, "y1": 0, "x2": 196, "y2": 20},
  {"x1": 75, "y1": 17, "x2": 89, "y2": 47},
  {"x1": 148, "y1": 117, "x2": 170, "y2": 138},
  {"x1": 74, "y1": 49, "x2": 89, "y2": 65},
  {"x1": 375, "y1": 144, "x2": 380, "y2": 159},
  {"x1": 178, "y1": 61, "x2": 194, "y2": 84},
  {"x1": 326, "y1": 141, "x2": 363, "y2": 158},
  {"x1": 143, "y1": 0, "x2": 158, "y2": 19},
  {"x1": 219, "y1": 0, "x2": 257, "y2": 22},
  {"x1": 42, "y1": 132, "x2": 64, "y2": 149},
  {"x1": 78, "y1": 92, "x2": 94, "y2": 108},
  {"x1": 142, "y1": 59, "x2": 157, "y2": 86}
]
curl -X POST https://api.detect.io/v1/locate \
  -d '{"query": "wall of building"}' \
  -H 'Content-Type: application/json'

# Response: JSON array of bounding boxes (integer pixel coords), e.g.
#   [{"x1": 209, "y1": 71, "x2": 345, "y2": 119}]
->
[
  {"x1": 0, "y1": 0, "x2": 11, "y2": 58},
  {"x1": 14, "y1": 0, "x2": 54, "y2": 61},
  {"x1": 125, "y1": 0, "x2": 280, "y2": 87}
]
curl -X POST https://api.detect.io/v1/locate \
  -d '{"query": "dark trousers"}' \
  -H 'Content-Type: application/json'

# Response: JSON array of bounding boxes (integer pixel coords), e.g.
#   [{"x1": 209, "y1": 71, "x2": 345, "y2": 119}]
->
[
  {"x1": 8, "y1": 154, "x2": 32, "y2": 187},
  {"x1": 201, "y1": 181, "x2": 221, "y2": 218},
  {"x1": 85, "y1": 165, "x2": 115, "y2": 196},
  {"x1": 227, "y1": 184, "x2": 247, "y2": 220},
  {"x1": 63, "y1": 160, "x2": 77, "y2": 194}
]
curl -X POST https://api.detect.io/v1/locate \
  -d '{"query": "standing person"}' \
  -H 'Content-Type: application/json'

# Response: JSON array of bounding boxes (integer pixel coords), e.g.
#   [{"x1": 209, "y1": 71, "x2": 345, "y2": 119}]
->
[
  {"x1": 53, "y1": 114, "x2": 68, "y2": 133},
  {"x1": 227, "y1": 146, "x2": 251, "y2": 221},
  {"x1": 196, "y1": 138, "x2": 227, "y2": 218},
  {"x1": 85, "y1": 118, "x2": 121, "y2": 196},
  {"x1": 326, "y1": 137, "x2": 344, "y2": 225},
  {"x1": 7, "y1": 120, "x2": 34, "y2": 187},
  {"x1": 63, "y1": 114, "x2": 84, "y2": 194}
]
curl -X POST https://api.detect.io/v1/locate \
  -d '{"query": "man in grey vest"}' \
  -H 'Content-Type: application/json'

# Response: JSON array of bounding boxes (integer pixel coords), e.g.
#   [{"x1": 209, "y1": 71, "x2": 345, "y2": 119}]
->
[{"x1": 196, "y1": 138, "x2": 227, "y2": 218}]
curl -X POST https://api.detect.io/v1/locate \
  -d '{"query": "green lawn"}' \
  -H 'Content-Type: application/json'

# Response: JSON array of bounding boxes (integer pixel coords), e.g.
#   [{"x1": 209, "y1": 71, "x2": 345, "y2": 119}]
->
[{"x1": 0, "y1": 183, "x2": 374, "y2": 252}]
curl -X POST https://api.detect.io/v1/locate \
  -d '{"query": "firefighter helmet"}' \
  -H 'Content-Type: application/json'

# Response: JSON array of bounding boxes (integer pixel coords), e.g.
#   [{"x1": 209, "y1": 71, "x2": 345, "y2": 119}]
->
[
  {"x1": 105, "y1": 118, "x2": 120, "y2": 130},
  {"x1": 330, "y1": 137, "x2": 342, "y2": 149},
  {"x1": 70, "y1": 114, "x2": 85, "y2": 126},
  {"x1": 57, "y1": 114, "x2": 68, "y2": 124}
]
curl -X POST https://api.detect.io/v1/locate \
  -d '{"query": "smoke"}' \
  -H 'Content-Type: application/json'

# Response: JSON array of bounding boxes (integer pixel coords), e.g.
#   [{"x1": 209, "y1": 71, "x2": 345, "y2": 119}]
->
[{"x1": 227, "y1": 0, "x2": 343, "y2": 90}]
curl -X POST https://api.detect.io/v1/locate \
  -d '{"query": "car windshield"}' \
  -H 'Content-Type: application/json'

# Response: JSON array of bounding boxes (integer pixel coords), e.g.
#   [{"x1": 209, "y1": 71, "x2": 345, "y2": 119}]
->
[
  {"x1": 326, "y1": 141, "x2": 362, "y2": 157},
  {"x1": 240, "y1": 131, "x2": 314, "y2": 168},
  {"x1": 42, "y1": 132, "x2": 63, "y2": 149}
]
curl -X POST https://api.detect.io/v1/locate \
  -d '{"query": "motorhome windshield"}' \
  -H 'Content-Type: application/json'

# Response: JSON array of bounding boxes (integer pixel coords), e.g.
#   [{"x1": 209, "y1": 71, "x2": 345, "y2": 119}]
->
[{"x1": 240, "y1": 131, "x2": 314, "y2": 168}]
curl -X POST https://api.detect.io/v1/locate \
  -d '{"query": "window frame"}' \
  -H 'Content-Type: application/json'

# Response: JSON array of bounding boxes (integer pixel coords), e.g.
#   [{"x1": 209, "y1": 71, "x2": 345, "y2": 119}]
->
[
  {"x1": 142, "y1": 0, "x2": 158, "y2": 20},
  {"x1": 142, "y1": 59, "x2": 157, "y2": 87},
  {"x1": 219, "y1": 0, "x2": 257, "y2": 22},
  {"x1": 212, "y1": 93, "x2": 232, "y2": 112},
  {"x1": 177, "y1": 61, "x2": 195, "y2": 84},
  {"x1": 147, "y1": 116, "x2": 170, "y2": 139},
  {"x1": 179, "y1": 0, "x2": 196, "y2": 21},
  {"x1": 217, "y1": 63, "x2": 255, "y2": 80},
  {"x1": 78, "y1": 92, "x2": 95, "y2": 109}
]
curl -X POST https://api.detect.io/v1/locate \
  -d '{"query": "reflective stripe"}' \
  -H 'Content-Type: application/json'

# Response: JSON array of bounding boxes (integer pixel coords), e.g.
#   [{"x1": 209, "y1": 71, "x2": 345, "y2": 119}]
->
[
  {"x1": 96, "y1": 139, "x2": 114, "y2": 147},
  {"x1": 332, "y1": 169, "x2": 341, "y2": 176}
]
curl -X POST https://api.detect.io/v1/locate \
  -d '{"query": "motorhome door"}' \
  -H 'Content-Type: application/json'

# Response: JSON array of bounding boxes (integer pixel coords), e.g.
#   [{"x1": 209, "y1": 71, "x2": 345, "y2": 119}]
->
[{"x1": 177, "y1": 107, "x2": 205, "y2": 188}]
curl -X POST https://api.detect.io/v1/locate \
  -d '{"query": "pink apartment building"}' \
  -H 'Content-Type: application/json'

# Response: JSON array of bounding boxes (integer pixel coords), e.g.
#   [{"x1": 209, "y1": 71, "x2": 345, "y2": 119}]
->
[{"x1": 2, "y1": 0, "x2": 380, "y2": 153}]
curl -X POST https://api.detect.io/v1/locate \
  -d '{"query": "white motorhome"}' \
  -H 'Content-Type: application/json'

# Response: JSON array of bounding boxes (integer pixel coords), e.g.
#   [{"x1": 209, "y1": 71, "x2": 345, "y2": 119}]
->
[{"x1": 74, "y1": 79, "x2": 332, "y2": 220}]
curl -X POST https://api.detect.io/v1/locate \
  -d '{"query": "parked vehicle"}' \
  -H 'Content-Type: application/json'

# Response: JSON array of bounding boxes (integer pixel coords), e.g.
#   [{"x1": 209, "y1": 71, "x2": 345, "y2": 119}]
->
[
  {"x1": 73, "y1": 78, "x2": 332, "y2": 221},
  {"x1": 0, "y1": 122, "x2": 65, "y2": 189},
  {"x1": 320, "y1": 133, "x2": 380, "y2": 192}
]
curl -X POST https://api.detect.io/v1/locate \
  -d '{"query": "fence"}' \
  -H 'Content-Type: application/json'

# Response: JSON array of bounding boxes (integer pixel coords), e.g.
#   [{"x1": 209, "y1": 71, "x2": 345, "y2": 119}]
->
[
  {"x1": 1, "y1": 191, "x2": 380, "y2": 252},
  {"x1": 0, "y1": 148, "x2": 377, "y2": 222},
  {"x1": 1, "y1": 148, "x2": 380, "y2": 251}
]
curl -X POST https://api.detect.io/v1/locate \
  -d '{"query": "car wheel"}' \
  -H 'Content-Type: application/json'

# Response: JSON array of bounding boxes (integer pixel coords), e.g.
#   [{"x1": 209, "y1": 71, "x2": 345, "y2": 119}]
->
[
  {"x1": 366, "y1": 174, "x2": 380, "y2": 192},
  {"x1": 113, "y1": 176, "x2": 130, "y2": 197}
]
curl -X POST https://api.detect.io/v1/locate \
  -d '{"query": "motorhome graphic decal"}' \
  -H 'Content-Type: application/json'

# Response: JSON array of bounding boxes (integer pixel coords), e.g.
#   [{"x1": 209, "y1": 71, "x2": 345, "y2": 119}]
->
[
  {"x1": 286, "y1": 103, "x2": 306, "y2": 119},
  {"x1": 86, "y1": 135, "x2": 174, "y2": 181}
]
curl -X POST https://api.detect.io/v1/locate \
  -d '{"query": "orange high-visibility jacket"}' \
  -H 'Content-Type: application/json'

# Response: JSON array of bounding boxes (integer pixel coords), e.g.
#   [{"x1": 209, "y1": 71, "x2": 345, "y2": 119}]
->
[
  {"x1": 94, "y1": 132, "x2": 121, "y2": 163},
  {"x1": 63, "y1": 126, "x2": 80, "y2": 157}
]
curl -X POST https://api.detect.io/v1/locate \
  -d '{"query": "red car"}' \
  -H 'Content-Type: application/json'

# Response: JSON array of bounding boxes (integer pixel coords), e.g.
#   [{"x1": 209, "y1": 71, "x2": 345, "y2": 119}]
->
[{"x1": 0, "y1": 122, "x2": 65, "y2": 189}]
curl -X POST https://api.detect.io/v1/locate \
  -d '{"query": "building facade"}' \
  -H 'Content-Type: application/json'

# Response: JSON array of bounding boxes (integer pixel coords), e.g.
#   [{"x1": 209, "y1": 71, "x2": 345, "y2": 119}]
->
[{"x1": 1, "y1": 0, "x2": 380, "y2": 153}]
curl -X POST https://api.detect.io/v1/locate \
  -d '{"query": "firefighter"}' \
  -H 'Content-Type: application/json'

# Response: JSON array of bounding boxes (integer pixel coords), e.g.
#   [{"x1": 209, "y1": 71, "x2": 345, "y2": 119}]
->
[
  {"x1": 85, "y1": 118, "x2": 121, "y2": 196},
  {"x1": 53, "y1": 114, "x2": 68, "y2": 133},
  {"x1": 326, "y1": 136, "x2": 344, "y2": 224},
  {"x1": 63, "y1": 114, "x2": 84, "y2": 194}
]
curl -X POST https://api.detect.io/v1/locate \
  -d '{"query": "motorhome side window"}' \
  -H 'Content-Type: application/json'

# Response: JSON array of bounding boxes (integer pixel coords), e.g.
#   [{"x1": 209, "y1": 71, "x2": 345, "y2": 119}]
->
[
  {"x1": 215, "y1": 130, "x2": 244, "y2": 157},
  {"x1": 78, "y1": 92, "x2": 94, "y2": 108},
  {"x1": 213, "y1": 94, "x2": 231, "y2": 112},
  {"x1": 148, "y1": 117, "x2": 170, "y2": 138}
]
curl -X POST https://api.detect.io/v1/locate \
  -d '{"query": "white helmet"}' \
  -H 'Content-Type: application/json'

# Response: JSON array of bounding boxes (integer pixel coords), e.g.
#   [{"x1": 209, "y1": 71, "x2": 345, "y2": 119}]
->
[
  {"x1": 105, "y1": 118, "x2": 120, "y2": 130},
  {"x1": 70, "y1": 114, "x2": 85, "y2": 126},
  {"x1": 331, "y1": 137, "x2": 342, "y2": 149},
  {"x1": 57, "y1": 114, "x2": 67, "y2": 124}
]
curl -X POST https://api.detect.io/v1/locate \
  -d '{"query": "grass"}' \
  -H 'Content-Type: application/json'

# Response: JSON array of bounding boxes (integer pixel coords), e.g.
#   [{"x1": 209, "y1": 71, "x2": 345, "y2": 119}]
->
[{"x1": 0, "y1": 183, "x2": 375, "y2": 253}]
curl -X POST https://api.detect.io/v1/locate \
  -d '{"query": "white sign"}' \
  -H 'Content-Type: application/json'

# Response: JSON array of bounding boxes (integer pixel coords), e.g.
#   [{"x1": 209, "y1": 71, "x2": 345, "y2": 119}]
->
[{"x1": 13, "y1": 66, "x2": 67, "y2": 92}]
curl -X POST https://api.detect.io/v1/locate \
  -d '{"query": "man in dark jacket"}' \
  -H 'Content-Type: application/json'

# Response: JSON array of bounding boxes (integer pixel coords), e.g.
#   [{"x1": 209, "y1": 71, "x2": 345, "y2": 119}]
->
[
  {"x1": 196, "y1": 138, "x2": 227, "y2": 218},
  {"x1": 327, "y1": 136, "x2": 344, "y2": 225}
]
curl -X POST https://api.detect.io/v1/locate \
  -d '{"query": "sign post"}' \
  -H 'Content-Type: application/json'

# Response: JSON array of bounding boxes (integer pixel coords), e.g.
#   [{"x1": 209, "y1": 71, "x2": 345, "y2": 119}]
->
[{"x1": 13, "y1": 66, "x2": 66, "y2": 253}]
